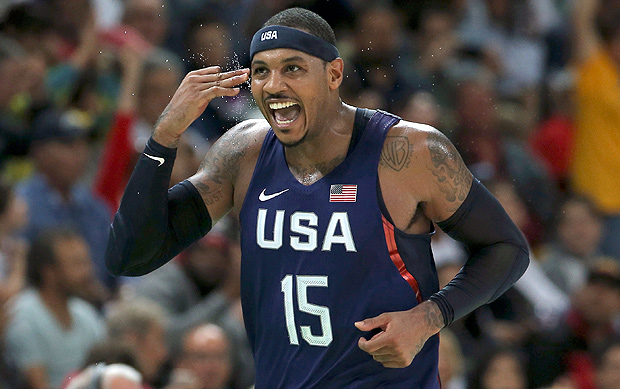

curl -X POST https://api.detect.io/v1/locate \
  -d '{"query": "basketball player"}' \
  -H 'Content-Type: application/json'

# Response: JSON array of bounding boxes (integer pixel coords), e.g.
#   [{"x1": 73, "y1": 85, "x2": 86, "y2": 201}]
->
[{"x1": 106, "y1": 8, "x2": 529, "y2": 388}]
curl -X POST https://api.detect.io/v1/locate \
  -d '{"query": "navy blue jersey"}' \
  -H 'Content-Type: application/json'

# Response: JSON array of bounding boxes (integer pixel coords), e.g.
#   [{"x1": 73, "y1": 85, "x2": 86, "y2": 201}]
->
[{"x1": 239, "y1": 110, "x2": 441, "y2": 388}]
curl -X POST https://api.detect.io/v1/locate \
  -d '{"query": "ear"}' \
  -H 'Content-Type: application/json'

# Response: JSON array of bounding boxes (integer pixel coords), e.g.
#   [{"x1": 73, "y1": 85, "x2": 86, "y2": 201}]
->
[{"x1": 327, "y1": 58, "x2": 344, "y2": 90}]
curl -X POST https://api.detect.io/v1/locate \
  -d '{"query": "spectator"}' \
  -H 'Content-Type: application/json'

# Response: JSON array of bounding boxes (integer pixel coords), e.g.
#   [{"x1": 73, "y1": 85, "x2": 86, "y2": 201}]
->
[
  {"x1": 452, "y1": 74, "x2": 556, "y2": 238},
  {"x1": 488, "y1": 180, "x2": 570, "y2": 325},
  {"x1": 540, "y1": 195, "x2": 605, "y2": 295},
  {"x1": 65, "y1": 363, "x2": 144, "y2": 389},
  {"x1": 0, "y1": 179, "x2": 28, "y2": 306},
  {"x1": 106, "y1": 298, "x2": 170, "y2": 387},
  {"x1": 183, "y1": 15, "x2": 253, "y2": 140},
  {"x1": 45, "y1": 5, "x2": 120, "y2": 131},
  {"x1": 122, "y1": 0, "x2": 169, "y2": 48},
  {"x1": 3, "y1": 228, "x2": 105, "y2": 389},
  {"x1": 0, "y1": 2, "x2": 62, "y2": 67},
  {"x1": 526, "y1": 261, "x2": 620, "y2": 387},
  {"x1": 595, "y1": 339, "x2": 620, "y2": 389},
  {"x1": 0, "y1": 36, "x2": 31, "y2": 166},
  {"x1": 468, "y1": 347, "x2": 528, "y2": 389},
  {"x1": 0, "y1": 179, "x2": 28, "y2": 387},
  {"x1": 529, "y1": 70, "x2": 575, "y2": 188},
  {"x1": 60, "y1": 339, "x2": 146, "y2": 388},
  {"x1": 572, "y1": 0, "x2": 620, "y2": 260},
  {"x1": 94, "y1": 49, "x2": 203, "y2": 211},
  {"x1": 342, "y1": 3, "x2": 416, "y2": 111},
  {"x1": 129, "y1": 227, "x2": 254, "y2": 388},
  {"x1": 398, "y1": 90, "x2": 442, "y2": 128},
  {"x1": 438, "y1": 329, "x2": 466, "y2": 389},
  {"x1": 16, "y1": 107, "x2": 114, "y2": 291},
  {"x1": 174, "y1": 323, "x2": 233, "y2": 389}
]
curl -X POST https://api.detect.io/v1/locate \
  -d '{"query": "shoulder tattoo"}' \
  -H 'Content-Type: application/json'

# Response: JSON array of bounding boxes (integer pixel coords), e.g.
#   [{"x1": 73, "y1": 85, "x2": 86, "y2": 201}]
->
[
  {"x1": 380, "y1": 136, "x2": 413, "y2": 172},
  {"x1": 426, "y1": 132, "x2": 472, "y2": 209}
]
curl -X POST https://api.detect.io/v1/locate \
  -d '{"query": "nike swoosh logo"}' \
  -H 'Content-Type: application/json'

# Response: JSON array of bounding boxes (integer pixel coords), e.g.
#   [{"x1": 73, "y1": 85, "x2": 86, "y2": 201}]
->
[
  {"x1": 259, "y1": 188, "x2": 289, "y2": 201},
  {"x1": 144, "y1": 153, "x2": 165, "y2": 166}
]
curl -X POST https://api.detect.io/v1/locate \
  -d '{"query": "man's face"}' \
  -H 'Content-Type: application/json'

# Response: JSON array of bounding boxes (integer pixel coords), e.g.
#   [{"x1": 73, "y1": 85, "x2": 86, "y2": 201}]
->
[
  {"x1": 52, "y1": 236, "x2": 94, "y2": 297},
  {"x1": 34, "y1": 137, "x2": 90, "y2": 190},
  {"x1": 0, "y1": 58, "x2": 25, "y2": 108},
  {"x1": 139, "y1": 68, "x2": 180, "y2": 126},
  {"x1": 136, "y1": 323, "x2": 168, "y2": 382},
  {"x1": 251, "y1": 49, "x2": 331, "y2": 147},
  {"x1": 598, "y1": 345, "x2": 620, "y2": 389},
  {"x1": 181, "y1": 326, "x2": 231, "y2": 389}
]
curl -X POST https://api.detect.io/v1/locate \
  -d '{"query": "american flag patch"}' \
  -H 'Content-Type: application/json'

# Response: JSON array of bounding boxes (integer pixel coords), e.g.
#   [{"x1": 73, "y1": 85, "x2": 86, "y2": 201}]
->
[{"x1": 330, "y1": 184, "x2": 357, "y2": 202}]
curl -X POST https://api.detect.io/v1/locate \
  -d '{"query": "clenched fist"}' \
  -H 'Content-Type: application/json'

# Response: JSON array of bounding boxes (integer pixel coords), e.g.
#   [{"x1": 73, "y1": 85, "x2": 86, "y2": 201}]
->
[{"x1": 355, "y1": 300, "x2": 444, "y2": 368}]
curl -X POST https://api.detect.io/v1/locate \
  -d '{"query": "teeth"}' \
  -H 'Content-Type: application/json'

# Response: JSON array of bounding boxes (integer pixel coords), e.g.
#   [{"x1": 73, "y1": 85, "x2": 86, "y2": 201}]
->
[
  {"x1": 269, "y1": 101, "x2": 298, "y2": 110},
  {"x1": 276, "y1": 118, "x2": 295, "y2": 125}
]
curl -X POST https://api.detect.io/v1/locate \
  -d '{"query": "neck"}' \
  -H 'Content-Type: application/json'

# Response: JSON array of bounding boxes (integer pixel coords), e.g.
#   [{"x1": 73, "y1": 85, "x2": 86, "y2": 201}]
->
[
  {"x1": 284, "y1": 101, "x2": 356, "y2": 185},
  {"x1": 38, "y1": 285, "x2": 72, "y2": 327},
  {"x1": 41, "y1": 174, "x2": 73, "y2": 202}
]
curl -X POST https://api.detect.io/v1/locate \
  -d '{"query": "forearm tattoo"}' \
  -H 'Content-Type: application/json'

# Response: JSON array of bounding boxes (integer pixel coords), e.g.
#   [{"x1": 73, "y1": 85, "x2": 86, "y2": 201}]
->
[{"x1": 426, "y1": 132, "x2": 472, "y2": 212}]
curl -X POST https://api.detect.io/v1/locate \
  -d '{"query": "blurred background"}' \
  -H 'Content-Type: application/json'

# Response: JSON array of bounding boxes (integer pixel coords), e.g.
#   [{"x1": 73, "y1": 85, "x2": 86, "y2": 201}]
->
[{"x1": 1, "y1": 0, "x2": 620, "y2": 388}]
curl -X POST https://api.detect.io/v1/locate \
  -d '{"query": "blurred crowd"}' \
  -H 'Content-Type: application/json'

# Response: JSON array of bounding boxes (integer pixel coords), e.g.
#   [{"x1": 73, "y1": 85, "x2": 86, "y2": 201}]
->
[{"x1": 1, "y1": 0, "x2": 620, "y2": 388}]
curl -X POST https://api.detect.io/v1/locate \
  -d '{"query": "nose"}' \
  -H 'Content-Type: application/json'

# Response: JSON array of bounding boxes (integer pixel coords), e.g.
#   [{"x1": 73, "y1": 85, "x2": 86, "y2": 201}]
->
[{"x1": 263, "y1": 71, "x2": 287, "y2": 95}]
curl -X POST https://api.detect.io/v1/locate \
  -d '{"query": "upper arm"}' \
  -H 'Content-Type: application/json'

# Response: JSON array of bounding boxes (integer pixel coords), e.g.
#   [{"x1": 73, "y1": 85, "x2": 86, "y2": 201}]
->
[
  {"x1": 379, "y1": 123, "x2": 473, "y2": 230},
  {"x1": 420, "y1": 128, "x2": 473, "y2": 222},
  {"x1": 188, "y1": 120, "x2": 267, "y2": 224}
]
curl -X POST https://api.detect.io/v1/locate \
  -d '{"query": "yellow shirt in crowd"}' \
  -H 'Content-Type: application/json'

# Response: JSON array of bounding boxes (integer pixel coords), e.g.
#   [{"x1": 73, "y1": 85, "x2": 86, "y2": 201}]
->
[{"x1": 573, "y1": 48, "x2": 620, "y2": 214}]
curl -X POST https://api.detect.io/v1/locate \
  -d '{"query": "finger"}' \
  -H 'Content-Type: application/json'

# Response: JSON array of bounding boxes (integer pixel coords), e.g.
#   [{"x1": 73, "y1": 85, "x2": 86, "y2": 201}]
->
[
  {"x1": 200, "y1": 73, "x2": 249, "y2": 89},
  {"x1": 381, "y1": 361, "x2": 408, "y2": 369},
  {"x1": 191, "y1": 66, "x2": 222, "y2": 75},
  {"x1": 188, "y1": 70, "x2": 249, "y2": 88},
  {"x1": 372, "y1": 354, "x2": 398, "y2": 364},
  {"x1": 201, "y1": 86, "x2": 241, "y2": 99},
  {"x1": 358, "y1": 332, "x2": 389, "y2": 354},
  {"x1": 198, "y1": 68, "x2": 249, "y2": 81},
  {"x1": 366, "y1": 346, "x2": 393, "y2": 356},
  {"x1": 355, "y1": 313, "x2": 391, "y2": 332}
]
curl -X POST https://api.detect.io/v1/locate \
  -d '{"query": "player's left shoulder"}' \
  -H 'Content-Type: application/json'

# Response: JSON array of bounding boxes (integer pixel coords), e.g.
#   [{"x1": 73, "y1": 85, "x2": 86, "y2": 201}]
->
[{"x1": 380, "y1": 119, "x2": 445, "y2": 174}]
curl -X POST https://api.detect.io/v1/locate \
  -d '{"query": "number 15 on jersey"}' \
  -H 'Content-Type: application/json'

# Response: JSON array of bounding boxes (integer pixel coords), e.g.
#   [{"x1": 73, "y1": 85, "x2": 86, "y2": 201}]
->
[{"x1": 281, "y1": 275, "x2": 333, "y2": 347}]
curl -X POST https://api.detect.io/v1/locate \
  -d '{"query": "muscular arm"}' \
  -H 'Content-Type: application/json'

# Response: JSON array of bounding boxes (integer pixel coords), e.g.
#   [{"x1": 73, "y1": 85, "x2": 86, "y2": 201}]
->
[
  {"x1": 382, "y1": 124, "x2": 529, "y2": 326},
  {"x1": 105, "y1": 67, "x2": 250, "y2": 277},
  {"x1": 105, "y1": 120, "x2": 263, "y2": 277},
  {"x1": 188, "y1": 119, "x2": 266, "y2": 220},
  {"x1": 422, "y1": 129, "x2": 529, "y2": 325}
]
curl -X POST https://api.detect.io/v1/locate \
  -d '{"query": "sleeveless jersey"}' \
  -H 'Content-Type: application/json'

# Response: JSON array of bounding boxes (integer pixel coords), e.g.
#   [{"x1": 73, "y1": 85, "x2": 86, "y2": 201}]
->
[{"x1": 239, "y1": 110, "x2": 441, "y2": 388}]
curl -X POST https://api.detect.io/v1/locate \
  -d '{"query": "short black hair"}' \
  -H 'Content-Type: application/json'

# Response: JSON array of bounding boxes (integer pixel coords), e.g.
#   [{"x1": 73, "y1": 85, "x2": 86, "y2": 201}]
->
[
  {"x1": 26, "y1": 227, "x2": 82, "y2": 288},
  {"x1": 263, "y1": 7, "x2": 336, "y2": 45}
]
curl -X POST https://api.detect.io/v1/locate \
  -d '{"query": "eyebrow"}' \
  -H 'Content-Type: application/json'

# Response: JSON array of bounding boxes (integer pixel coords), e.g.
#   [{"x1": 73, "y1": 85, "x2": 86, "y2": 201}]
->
[{"x1": 252, "y1": 56, "x2": 307, "y2": 67}]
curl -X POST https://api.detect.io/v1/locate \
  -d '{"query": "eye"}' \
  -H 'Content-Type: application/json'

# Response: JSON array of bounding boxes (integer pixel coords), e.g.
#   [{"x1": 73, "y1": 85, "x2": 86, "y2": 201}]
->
[
  {"x1": 286, "y1": 64, "x2": 300, "y2": 72},
  {"x1": 253, "y1": 67, "x2": 268, "y2": 76}
]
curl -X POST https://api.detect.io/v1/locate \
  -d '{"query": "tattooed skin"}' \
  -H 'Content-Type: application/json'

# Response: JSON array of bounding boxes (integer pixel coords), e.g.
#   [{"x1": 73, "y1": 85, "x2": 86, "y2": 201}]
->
[
  {"x1": 410, "y1": 302, "x2": 445, "y2": 360},
  {"x1": 380, "y1": 136, "x2": 412, "y2": 171},
  {"x1": 426, "y1": 132, "x2": 472, "y2": 213},
  {"x1": 194, "y1": 125, "x2": 253, "y2": 203}
]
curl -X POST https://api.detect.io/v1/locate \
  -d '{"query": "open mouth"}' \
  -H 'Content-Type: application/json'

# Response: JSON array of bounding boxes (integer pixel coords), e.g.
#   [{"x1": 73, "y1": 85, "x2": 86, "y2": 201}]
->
[{"x1": 268, "y1": 101, "x2": 301, "y2": 127}]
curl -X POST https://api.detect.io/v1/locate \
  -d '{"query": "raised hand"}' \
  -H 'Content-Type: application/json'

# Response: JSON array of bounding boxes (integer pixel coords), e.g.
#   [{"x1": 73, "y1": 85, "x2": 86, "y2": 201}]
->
[
  {"x1": 355, "y1": 300, "x2": 444, "y2": 368},
  {"x1": 152, "y1": 66, "x2": 250, "y2": 147}
]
